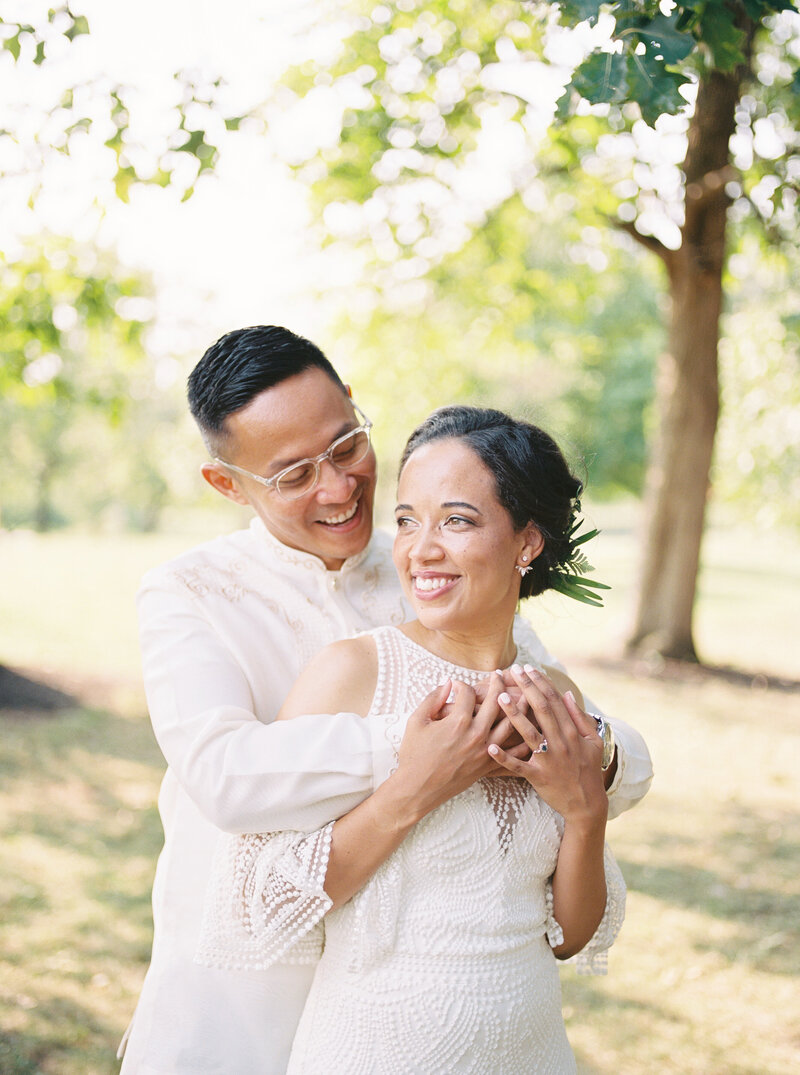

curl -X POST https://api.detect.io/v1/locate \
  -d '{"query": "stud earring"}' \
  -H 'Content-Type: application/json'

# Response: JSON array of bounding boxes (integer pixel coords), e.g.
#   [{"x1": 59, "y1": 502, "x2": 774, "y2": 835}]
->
[{"x1": 515, "y1": 556, "x2": 532, "y2": 577}]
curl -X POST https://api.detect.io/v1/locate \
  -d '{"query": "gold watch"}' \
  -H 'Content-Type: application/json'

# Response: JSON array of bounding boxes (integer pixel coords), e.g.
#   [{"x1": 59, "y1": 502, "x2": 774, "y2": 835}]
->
[{"x1": 592, "y1": 715, "x2": 616, "y2": 772}]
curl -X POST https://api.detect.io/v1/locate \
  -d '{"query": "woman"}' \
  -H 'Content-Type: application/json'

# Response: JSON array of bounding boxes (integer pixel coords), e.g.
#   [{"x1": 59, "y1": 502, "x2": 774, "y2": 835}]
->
[{"x1": 204, "y1": 406, "x2": 625, "y2": 1073}]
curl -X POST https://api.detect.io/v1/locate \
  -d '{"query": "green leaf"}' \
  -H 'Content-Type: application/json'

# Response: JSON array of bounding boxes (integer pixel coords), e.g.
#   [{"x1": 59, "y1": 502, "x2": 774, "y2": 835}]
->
[
  {"x1": 571, "y1": 51, "x2": 630, "y2": 106},
  {"x1": 557, "y1": 0, "x2": 606, "y2": 27},
  {"x1": 626, "y1": 55, "x2": 688, "y2": 124},
  {"x1": 4, "y1": 32, "x2": 21, "y2": 61},
  {"x1": 176, "y1": 129, "x2": 206, "y2": 156},
  {"x1": 64, "y1": 14, "x2": 90, "y2": 41},
  {"x1": 34, "y1": 40, "x2": 45, "y2": 64},
  {"x1": 696, "y1": 0, "x2": 747, "y2": 71},
  {"x1": 571, "y1": 527, "x2": 600, "y2": 547},
  {"x1": 113, "y1": 164, "x2": 137, "y2": 203},
  {"x1": 549, "y1": 573, "x2": 611, "y2": 606},
  {"x1": 629, "y1": 12, "x2": 696, "y2": 66}
]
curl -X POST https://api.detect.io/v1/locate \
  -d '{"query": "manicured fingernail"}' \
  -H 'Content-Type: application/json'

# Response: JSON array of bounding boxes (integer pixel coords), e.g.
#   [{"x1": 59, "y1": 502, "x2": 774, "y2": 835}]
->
[
  {"x1": 499, "y1": 692, "x2": 511, "y2": 705},
  {"x1": 524, "y1": 664, "x2": 537, "y2": 676},
  {"x1": 510, "y1": 664, "x2": 522, "y2": 676},
  {"x1": 488, "y1": 744, "x2": 499, "y2": 756},
  {"x1": 495, "y1": 669, "x2": 503, "y2": 675},
  {"x1": 565, "y1": 690, "x2": 575, "y2": 703}
]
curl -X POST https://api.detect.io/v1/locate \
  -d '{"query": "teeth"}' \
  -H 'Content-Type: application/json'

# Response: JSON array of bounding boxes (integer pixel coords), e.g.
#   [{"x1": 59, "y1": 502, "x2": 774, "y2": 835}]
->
[
  {"x1": 414, "y1": 576, "x2": 453, "y2": 592},
  {"x1": 324, "y1": 502, "x2": 358, "y2": 525}
]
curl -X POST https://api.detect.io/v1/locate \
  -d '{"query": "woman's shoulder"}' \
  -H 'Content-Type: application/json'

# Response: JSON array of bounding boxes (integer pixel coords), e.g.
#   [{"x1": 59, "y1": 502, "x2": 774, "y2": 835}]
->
[
  {"x1": 276, "y1": 633, "x2": 379, "y2": 721},
  {"x1": 318, "y1": 633, "x2": 379, "y2": 674}
]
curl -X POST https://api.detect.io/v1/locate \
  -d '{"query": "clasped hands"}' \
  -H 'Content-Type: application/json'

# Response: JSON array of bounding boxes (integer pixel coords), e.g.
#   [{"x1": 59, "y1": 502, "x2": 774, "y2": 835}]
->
[{"x1": 394, "y1": 665, "x2": 608, "y2": 825}]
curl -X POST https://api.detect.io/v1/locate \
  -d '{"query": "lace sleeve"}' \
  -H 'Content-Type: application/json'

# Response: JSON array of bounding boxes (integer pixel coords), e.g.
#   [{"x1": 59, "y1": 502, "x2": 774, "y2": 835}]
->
[
  {"x1": 196, "y1": 824, "x2": 334, "y2": 971},
  {"x1": 545, "y1": 842, "x2": 627, "y2": 976}
]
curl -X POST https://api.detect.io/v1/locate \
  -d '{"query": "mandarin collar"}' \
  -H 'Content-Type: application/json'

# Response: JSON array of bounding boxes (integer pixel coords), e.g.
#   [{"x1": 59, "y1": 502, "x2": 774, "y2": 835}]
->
[{"x1": 249, "y1": 516, "x2": 372, "y2": 574}]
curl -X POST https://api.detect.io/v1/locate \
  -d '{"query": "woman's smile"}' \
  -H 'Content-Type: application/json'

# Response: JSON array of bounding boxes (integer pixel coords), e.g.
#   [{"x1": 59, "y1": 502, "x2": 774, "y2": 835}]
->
[{"x1": 411, "y1": 572, "x2": 460, "y2": 598}]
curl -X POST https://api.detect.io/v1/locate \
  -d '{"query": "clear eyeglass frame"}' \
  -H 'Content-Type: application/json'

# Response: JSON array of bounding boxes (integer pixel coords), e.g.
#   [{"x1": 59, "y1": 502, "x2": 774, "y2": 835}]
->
[{"x1": 214, "y1": 403, "x2": 373, "y2": 501}]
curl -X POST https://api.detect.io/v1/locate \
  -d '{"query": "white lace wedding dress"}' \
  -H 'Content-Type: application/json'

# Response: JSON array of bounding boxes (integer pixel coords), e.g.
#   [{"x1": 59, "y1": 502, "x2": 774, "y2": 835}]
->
[{"x1": 199, "y1": 626, "x2": 626, "y2": 1074}]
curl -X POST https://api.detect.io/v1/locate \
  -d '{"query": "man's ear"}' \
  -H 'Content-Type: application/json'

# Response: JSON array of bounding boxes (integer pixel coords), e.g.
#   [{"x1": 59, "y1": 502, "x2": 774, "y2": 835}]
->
[{"x1": 200, "y1": 462, "x2": 250, "y2": 506}]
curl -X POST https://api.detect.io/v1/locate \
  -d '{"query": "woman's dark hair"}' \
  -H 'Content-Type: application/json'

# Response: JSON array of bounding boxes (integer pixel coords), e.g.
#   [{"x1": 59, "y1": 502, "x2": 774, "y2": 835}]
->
[
  {"x1": 187, "y1": 325, "x2": 346, "y2": 451},
  {"x1": 399, "y1": 405, "x2": 583, "y2": 599}
]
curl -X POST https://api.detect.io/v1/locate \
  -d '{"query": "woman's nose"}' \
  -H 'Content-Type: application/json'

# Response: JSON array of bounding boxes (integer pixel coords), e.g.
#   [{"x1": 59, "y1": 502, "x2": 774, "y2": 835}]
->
[{"x1": 409, "y1": 524, "x2": 443, "y2": 562}]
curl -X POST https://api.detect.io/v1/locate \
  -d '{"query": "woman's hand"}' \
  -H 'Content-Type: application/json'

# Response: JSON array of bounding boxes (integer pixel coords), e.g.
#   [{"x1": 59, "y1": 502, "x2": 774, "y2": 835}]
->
[
  {"x1": 488, "y1": 665, "x2": 611, "y2": 958},
  {"x1": 392, "y1": 673, "x2": 525, "y2": 823},
  {"x1": 488, "y1": 665, "x2": 608, "y2": 826}
]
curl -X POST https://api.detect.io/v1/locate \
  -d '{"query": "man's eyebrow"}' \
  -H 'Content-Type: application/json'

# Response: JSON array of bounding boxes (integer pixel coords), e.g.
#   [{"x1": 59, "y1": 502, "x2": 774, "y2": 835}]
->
[{"x1": 270, "y1": 420, "x2": 355, "y2": 472}]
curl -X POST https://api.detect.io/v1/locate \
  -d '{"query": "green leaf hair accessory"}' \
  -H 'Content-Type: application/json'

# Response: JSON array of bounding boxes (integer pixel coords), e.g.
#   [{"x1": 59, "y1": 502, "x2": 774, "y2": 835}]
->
[{"x1": 549, "y1": 507, "x2": 611, "y2": 608}]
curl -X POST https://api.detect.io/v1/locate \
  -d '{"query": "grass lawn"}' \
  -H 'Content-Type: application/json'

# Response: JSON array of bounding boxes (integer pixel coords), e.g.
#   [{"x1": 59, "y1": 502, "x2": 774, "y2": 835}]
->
[{"x1": 1, "y1": 510, "x2": 798, "y2": 1073}]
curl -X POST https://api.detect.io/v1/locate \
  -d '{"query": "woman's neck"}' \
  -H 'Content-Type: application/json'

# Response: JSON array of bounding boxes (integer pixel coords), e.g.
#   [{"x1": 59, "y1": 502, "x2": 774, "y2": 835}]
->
[{"x1": 400, "y1": 620, "x2": 517, "y2": 672}]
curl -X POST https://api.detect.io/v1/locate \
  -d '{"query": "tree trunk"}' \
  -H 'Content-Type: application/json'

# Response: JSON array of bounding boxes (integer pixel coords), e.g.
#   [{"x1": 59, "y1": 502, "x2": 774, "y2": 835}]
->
[{"x1": 626, "y1": 47, "x2": 753, "y2": 660}]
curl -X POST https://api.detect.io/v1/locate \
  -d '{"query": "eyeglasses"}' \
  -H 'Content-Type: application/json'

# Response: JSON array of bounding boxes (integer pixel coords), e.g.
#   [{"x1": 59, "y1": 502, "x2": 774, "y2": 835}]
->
[{"x1": 215, "y1": 404, "x2": 373, "y2": 501}]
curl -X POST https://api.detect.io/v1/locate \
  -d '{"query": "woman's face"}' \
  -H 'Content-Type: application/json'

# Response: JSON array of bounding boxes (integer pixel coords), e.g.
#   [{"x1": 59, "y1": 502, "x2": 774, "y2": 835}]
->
[{"x1": 393, "y1": 438, "x2": 540, "y2": 636}]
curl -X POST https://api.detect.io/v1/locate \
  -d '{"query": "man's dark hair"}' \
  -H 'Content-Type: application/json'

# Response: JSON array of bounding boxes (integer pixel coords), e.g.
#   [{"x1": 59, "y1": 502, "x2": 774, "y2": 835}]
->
[{"x1": 187, "y1": 325, "x2": 346, "y2": 451}]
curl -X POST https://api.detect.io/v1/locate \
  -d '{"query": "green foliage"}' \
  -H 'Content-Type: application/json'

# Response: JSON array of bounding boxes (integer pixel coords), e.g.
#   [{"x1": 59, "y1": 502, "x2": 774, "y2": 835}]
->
[
  {"x1": 548, "y1": 521, "x2": 612, "y2": 605},
  {"x1": 274, "y1": 0, "x2": 798, "y2": 529},
  {"x1": 0, "y1": 239, "x2": 185, "y2": 532},
  {"x1": 0, "y1": 5, "x2": 88, "y2": 65},
  {"x1": 553, "y1": 0, "x2": 797, "y2": 121},
  {"x1": 0, "y1": 7, "x2": 245, "y2": 205},
  {"x1": 713, "y1": 237, "x2": 800, "y2": 526},
  {"x1": 338, "y1": 190, "x2": 661, "y2": 506}
]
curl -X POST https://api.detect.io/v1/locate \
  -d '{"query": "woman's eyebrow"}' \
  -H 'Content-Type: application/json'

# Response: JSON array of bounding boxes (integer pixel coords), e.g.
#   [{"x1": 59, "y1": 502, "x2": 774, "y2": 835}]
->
[
  {"x1": 395, "y1": 500, "x2": 483, "y2": 514},
  {"x1": 442, "y1": 501, "x2": 482, "y2": 514}
]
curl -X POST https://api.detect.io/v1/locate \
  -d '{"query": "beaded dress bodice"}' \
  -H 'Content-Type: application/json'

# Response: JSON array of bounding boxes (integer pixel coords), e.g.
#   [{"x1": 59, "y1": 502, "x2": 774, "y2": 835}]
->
[{"x1": 285, "y1": 627, "x2": 625, "y2": 1075}]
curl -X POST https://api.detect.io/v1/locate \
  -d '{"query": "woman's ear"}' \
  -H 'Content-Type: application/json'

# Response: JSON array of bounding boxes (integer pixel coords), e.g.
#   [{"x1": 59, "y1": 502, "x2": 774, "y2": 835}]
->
[
  {"x1": 200, "y1": 462, "x2": 250, "y2": 506},
  {"x1": 520, "y1": 525, "x2": 545, "y2": 564}
]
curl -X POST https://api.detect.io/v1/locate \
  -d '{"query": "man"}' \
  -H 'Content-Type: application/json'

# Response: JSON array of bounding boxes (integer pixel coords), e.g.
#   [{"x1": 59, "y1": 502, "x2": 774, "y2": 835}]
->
[{"x1": 119, "y1": 325, "x2": 652, "y2": 1073}]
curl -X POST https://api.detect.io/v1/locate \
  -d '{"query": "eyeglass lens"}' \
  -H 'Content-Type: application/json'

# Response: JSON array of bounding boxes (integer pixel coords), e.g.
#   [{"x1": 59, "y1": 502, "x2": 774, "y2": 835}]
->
[{"x1": 277, "y1": 427, "x2": 371, "y2": 498}]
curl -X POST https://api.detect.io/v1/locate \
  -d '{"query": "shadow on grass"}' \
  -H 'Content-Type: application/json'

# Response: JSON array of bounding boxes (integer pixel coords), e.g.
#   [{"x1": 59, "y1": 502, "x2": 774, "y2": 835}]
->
[
  {"x1": 0, "y1": 665, "x2": 77, "y2": 712},
  {"x1": 618, "y1": 801, "x2": 800, "y2": 977},
  {"x1": 1, "y1": 700, "x2": 164, "y2": 1070},
  {"x1": 0, "y1": 1030, "x2": 42, "y2": 1075},
  {"x1": 0, "y1": 991, "x2": 127, "y2": 1075}
]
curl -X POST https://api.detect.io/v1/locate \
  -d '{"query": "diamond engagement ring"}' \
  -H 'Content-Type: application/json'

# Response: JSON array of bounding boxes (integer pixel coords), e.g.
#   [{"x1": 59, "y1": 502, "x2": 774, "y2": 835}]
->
[{"x1": 532, "y1": 738, "x2": 548, "y2": 755}]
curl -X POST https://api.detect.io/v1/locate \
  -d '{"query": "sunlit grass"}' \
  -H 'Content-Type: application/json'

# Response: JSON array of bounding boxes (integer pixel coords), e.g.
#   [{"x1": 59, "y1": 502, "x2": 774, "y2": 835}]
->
[{"x1": 1, "y1": 515, "x2": 798, "y2": 1072}]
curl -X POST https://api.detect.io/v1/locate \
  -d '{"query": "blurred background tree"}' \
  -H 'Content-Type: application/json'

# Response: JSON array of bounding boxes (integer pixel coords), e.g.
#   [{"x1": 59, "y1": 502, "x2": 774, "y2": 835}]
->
[
  {"x1": 2, "y1": 0, "x2": 798, "y2": 669},
  {"x1": 0, "y1": 3, "x2": 240, "y2": 205},
  {"x1": 0, "y1": 238, "x2": 184, "y2": 533},
  {"x1": 269, "y1": 0, "x2": 799, "y2": 661}
]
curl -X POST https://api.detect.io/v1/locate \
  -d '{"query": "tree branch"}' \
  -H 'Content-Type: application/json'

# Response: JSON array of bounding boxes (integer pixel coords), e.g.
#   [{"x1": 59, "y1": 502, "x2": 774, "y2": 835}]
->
[{"x1": 611, "y1": 217, "x2": 675, "y2": 269}]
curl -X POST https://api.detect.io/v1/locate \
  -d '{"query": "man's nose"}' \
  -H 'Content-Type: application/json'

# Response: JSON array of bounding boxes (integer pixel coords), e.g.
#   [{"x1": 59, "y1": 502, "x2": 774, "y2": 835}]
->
[{"x1": 315, "y1": 457, "x2": 357, "y2": 501}]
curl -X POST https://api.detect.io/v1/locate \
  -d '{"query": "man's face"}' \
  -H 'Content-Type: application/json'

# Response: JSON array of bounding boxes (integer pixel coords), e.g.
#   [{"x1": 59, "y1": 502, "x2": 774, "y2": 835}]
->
[{"x1": 203, "y1": 367, "x2": 377, "y2": 569}]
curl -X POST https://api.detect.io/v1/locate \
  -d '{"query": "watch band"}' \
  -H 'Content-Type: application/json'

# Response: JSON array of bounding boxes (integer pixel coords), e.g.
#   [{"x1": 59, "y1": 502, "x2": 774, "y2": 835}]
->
[{"x1": 591, "y1": 714, "x2": 616, "y2": 771}]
